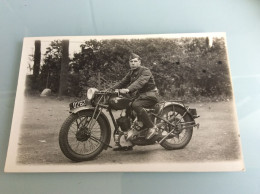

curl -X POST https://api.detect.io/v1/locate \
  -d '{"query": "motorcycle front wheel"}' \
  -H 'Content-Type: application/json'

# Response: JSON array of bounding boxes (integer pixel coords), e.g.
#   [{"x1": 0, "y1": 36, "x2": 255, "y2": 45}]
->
[
  {"x1": 59, "y1": 110, "x2": 109, "y2": 162},
  {"x1": 157, "y1": 105, "x2": 193, "y2": 150}
]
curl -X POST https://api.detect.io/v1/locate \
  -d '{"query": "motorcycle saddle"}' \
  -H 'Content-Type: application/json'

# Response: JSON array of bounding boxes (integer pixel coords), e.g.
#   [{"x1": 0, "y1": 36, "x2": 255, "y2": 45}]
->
[{"x1": 144, "y1": 103, "x2": 160, "y2": 114}]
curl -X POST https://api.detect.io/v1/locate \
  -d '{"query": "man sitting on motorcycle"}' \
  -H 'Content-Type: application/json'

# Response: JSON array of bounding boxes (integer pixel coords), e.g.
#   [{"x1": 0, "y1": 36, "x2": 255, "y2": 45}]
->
[{"x1": 112, "y1": 53, "x2": 159, "y2": 151}]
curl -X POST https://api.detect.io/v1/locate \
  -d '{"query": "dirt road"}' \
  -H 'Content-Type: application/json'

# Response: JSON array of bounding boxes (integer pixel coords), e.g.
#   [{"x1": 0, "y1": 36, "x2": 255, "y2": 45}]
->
[{"x1": 17, "y1": 96, "x2": 241, "y2": 165}]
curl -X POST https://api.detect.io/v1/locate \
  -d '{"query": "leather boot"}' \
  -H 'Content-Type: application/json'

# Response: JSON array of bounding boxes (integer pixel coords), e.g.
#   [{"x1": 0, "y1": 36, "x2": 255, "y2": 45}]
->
[{"x1": 138, "y1": 109, "x2": 154, "y2": 128}]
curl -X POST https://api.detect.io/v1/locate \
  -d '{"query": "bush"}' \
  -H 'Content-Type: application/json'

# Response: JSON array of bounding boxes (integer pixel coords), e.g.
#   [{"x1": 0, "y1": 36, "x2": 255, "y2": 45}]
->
[{"x1": 29, "y1": 37, "x2": 232, "y2": 102}]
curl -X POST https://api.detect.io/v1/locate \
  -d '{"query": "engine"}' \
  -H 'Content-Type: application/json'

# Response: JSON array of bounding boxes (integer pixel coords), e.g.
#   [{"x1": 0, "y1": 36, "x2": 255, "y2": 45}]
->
[{"x1": 116, "y1": 116, "x2": 131, "y2": 132}]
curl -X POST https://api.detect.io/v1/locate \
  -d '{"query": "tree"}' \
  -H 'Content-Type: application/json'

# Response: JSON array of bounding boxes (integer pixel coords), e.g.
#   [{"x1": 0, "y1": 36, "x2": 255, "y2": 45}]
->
[
  {"x1": 40, "y1": 40, "x2": 62, "y2": 92},
  {"x1": 34, "y1": 37, "x2": 231, "y2": 101},
  {"x1": 33, "y1": 40, "x2": 41, "y2": 84},
  {"x1": 58, "y1": 40, "x2": 69, "y2": 97},
  {"x1": 33, "y1": 40, "x2": 41, "y2": 80}
]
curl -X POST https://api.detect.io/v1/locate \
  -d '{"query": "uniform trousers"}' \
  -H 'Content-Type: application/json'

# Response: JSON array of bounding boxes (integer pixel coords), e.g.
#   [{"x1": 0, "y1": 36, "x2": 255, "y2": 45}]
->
[{"x1": 131, "y1": 92, "x2": 159, "y2": 128}]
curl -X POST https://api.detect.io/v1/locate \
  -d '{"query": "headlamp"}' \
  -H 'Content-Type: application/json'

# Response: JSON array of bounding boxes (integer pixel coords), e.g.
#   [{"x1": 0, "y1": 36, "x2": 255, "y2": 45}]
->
[{"x1": 87, "y1": 88, "x2": 98, "y2": 100}]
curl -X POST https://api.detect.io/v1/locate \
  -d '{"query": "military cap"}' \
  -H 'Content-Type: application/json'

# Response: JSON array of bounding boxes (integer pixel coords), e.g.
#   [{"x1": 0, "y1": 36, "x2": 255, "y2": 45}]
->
[{"x1": 129, "y1": 53, "x2": 141, "y2": 61}]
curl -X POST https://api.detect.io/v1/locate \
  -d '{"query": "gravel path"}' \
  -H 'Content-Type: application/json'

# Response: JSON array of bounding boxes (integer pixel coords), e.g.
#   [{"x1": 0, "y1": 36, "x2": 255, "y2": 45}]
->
[{"x1": 17, "y1": 96, "x2": 242, "y2": 165}]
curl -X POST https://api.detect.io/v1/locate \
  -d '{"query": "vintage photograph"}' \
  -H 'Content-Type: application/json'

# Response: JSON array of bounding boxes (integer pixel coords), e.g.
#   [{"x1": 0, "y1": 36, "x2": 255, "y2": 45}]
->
[{"x1": 5, "y1": 33, "x2": 244, "y2": 172}]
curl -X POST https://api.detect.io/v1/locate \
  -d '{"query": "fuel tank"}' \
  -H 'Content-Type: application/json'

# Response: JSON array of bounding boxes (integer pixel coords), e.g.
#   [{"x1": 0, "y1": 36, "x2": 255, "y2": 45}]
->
[{"x1": 108, "y1": 96, "x2": 132, "y2": 110}]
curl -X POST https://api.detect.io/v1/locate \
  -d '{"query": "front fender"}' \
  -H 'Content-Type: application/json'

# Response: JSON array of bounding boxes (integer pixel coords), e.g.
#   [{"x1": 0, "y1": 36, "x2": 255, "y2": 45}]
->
[
  {"x1": 70, "y1": 106, "x2": 112, "y2": 150},
  {"x1": 69, "y1": 104, "x2": 94, "y2": 114}
]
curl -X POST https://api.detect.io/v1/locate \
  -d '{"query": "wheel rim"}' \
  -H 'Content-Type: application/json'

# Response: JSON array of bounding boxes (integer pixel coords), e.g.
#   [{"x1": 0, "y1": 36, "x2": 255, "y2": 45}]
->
[
  {"x1": 67, "y1": 115, "x2": 103, "y2": 155},
  {"x1": 158, "y1": 110, "x2": 191, "y2": 145}
]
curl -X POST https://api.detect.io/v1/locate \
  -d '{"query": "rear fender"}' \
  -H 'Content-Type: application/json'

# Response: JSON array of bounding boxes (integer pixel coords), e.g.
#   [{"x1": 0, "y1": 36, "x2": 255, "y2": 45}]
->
[
  {"x1": 70, "y1": 106, "x2": 112, "y2": 150},
  {"x1": 162, "y1": 102, "x2": 195, "y2": 121}
]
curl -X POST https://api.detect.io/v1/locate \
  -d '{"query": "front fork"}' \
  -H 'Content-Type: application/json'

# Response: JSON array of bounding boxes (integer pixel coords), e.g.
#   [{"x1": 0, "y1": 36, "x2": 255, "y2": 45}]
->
[
  {"x1": 88, "y1": 104, "x2": 121, "y2": 147},
  {"x1": 85, "y1": 95, "x2": 106, "y2": 131},
  {"x1": 80, "y1": 105, "x2": 113, "y2": 149}
]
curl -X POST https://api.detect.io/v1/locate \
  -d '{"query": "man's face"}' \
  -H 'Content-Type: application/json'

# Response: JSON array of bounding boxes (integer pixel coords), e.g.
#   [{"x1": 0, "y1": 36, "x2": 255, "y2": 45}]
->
[{"x1": 129, "y1": 58, "x2": 141, "y2": 70}]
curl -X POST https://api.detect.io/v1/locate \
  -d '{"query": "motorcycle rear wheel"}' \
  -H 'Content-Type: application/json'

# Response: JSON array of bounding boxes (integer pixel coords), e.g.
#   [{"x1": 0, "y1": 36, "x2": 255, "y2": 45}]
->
[
  {"x1": 59, "y1": 110, "x2": 108, "y2": 162},
  {"x1": 157, "y1": 105, "x2": 193, "y2": 150}
]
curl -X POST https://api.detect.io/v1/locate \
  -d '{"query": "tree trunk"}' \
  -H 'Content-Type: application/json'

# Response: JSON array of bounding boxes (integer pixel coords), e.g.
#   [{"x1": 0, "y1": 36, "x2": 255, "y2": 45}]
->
[
  {"x1": 58, "y1": 40, "x2": 69, "y2": 97},
  {"x1": 33, "y1": 40, "x2": 41, "y2": 81}
]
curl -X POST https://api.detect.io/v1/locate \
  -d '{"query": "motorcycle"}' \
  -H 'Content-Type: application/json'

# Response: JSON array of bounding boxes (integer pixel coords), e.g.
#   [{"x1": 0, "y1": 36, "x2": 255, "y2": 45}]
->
[{"x1": 59, "y1": 88, "x2": 200, "y2": 162}]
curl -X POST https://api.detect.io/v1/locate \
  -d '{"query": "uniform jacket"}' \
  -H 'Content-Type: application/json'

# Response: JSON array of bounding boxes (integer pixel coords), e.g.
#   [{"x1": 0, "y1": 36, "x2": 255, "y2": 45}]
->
[{"x1": 113, "y1": 66, "x2": 157, "y2": 94}]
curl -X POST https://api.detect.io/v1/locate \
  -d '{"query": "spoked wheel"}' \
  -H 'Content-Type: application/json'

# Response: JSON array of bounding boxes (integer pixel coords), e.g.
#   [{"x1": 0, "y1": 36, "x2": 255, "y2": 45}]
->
[
  {"x1": 157, "y1": 105, "x2": 193, "y2": 150},
  {"x1": 59, "y1": 110, "x2": 109, "y2": 162}
]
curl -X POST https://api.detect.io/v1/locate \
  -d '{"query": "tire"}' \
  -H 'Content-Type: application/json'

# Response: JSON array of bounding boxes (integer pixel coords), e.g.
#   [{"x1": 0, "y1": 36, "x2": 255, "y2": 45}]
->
[
  {"x1": 59, "y1": 110, "x2": 109, "y2": 162},
  {"x1": 157, "y1": 105, "x2": 193, "y2": 150}
]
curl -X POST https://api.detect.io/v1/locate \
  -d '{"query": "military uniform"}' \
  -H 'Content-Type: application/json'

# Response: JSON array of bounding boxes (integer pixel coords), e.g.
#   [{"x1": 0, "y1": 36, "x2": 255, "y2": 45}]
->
[{"x1": 113, "y1": 65, "x2": 159, "y2": 128}]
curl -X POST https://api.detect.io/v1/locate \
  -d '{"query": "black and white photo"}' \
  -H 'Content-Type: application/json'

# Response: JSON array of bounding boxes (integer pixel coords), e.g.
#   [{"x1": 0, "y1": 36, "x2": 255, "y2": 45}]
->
[{"x1": 5, "y1": 33, "x2": 244, "y2": 172}]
